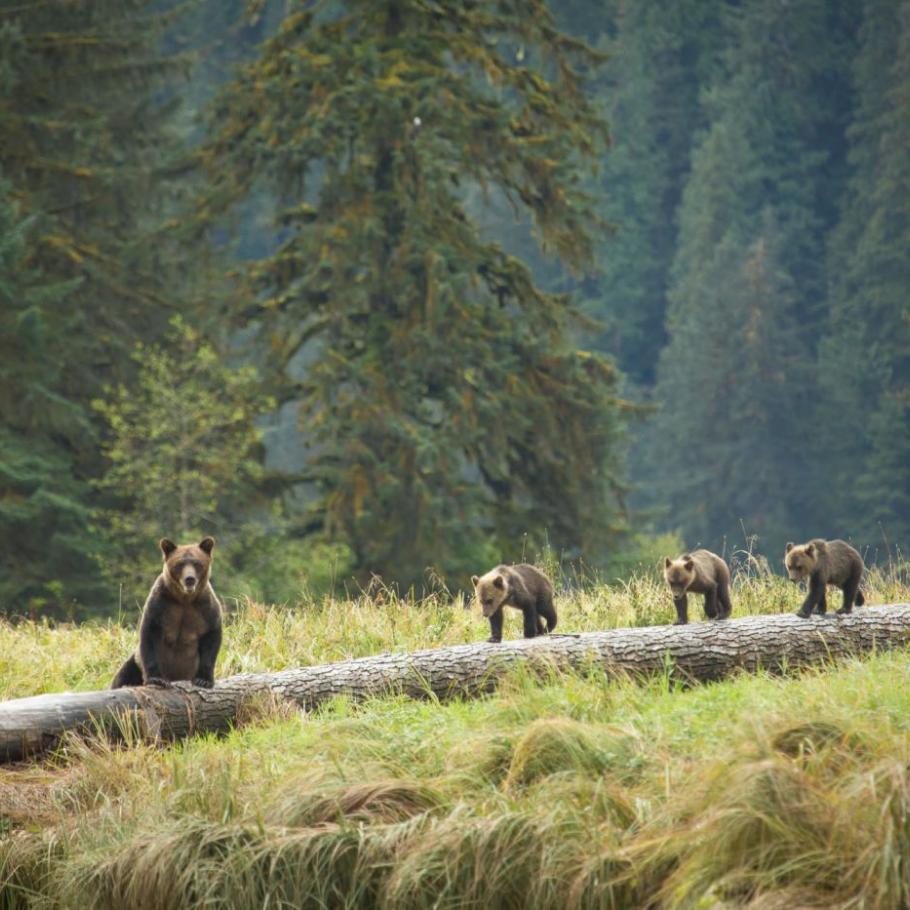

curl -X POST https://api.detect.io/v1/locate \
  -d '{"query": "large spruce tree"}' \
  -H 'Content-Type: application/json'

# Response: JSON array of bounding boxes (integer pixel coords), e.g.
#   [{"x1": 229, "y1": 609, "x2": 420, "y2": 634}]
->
[{"x1": 200, "y1": 0, "x2": 630, "y2": 586}]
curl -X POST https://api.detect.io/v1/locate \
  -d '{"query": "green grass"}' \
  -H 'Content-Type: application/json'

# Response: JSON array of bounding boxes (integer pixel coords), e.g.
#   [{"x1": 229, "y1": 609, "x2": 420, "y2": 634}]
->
[
  {"x1": 2, "y1": 570, "x2": 910, "y2": 907},
  {"x1": 3, "y1": 565, "x2": 907, "y2": 701}
]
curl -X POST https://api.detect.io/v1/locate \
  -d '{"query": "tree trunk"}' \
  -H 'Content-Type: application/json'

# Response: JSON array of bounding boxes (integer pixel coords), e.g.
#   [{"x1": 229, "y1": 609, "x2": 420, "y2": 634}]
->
[{"x1": 2, "y1": 604, "x2": 909, "y2": 763}]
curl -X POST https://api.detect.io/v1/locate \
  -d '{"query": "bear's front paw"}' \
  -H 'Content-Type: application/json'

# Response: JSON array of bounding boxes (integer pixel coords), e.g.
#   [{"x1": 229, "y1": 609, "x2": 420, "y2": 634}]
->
[
  {"x1": 191, "y1": 677, "x2": 214, "y2": 689},
  {"x1": 836, "y1": 606, "x2": 852, "y2": 616},
  {"x1": 673, "y1": 618, "x2": 687, "y2": 625},
  {"x1": 796, "y1": 609, "x2": 813, "y2": 619},
  {"x1": 486, "y1": 636, "x2": 502, "y2": 644},
  {"x1": 144, "y1": 676, "x2": 172, "y2": 689}
]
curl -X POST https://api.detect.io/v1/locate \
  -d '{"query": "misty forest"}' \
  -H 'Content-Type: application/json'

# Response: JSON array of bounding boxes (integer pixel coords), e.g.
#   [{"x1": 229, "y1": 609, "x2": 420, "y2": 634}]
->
[
  {"x1": 2, "y1": 0, "x2": 909, "y2": 618},
  {"x1": 8, "y1": 3, "x2": 910, "y2": 908}
]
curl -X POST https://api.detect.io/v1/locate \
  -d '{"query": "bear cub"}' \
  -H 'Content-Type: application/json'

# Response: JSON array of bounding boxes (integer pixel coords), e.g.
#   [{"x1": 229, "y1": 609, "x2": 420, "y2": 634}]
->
[
  {"x1": 111, "y1": 537, "x2": 224, "y2": 689},
  {"x1": 663, "y1": 549, "x2": 732, "y2": 624},
  {"x1": 471, "y1": 564, "x2": 557, "y2": 644},
  {"x1": 784, "y1": 538, "x2": 864, "y2": 618}
]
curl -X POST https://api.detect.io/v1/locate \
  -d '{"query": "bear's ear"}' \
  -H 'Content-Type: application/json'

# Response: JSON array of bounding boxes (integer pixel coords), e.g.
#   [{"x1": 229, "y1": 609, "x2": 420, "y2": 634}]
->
[
  {"x1": 199, "y1": 537, "x2": 215, "y2": 555},
  {"x1": 160, "y1": 538, "x2": 177, "y2": 558},
  {"x1": 684, "y1": 559, "x2": 695, "y2": 572},
  {"x1": 785, "y1": 542, "x2": 794, "y2": 553},
  {"x1": 805, "y1": 543, "x2": 815, "y2": 558},
  {"x1": 492, "y1": 575, "x2": 505, "y2": 590},
  {"x1": 664, "y1": 557, "x2": 672, "y2": 569},
  {"x1": 471, "y1": 575, "x2": 479, "y2": 587}
]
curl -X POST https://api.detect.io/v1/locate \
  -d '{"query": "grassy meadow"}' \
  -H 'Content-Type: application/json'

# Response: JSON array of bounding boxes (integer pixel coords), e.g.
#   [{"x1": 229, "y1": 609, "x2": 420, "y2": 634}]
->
[{"x1": 2, "y1": 568, "x2": 910, "y2": 907}]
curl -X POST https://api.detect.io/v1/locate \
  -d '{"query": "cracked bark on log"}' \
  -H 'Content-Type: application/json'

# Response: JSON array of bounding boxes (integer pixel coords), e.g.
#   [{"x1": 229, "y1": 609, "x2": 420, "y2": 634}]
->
[{"x1": 1, "y1": 603, "x2": 910, "y2": 763}]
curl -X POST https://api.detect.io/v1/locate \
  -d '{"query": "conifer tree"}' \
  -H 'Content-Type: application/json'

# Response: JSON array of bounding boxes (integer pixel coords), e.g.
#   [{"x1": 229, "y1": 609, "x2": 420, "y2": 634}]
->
[
  {"x1": 0, "y1": 0, "x2": 192, "y2": 378},
  {"x1": 581, "y1": 0, "x2": 726, "y2": 384},
  {"x1": 821, "y1": 0, "x2": 910, "y2": 546},
  {"x1": 200, "y1": 1, "x2": 631, "y2": 586},
  {"x1": 0, "y1": 177, "x2": 99, "y2": 616},
  {"x1": 0, "y1": 0, "x2": 204, "y2": 612},
  {"x1": 647, "y1": 0, "x2": 857, "y2": 552}
]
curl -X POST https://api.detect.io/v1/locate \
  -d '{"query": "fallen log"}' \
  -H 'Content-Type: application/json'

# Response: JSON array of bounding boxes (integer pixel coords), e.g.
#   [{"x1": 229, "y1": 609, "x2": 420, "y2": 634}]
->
[{"x1": 2, "y1": 603, "x2": 910, "y2": 763}]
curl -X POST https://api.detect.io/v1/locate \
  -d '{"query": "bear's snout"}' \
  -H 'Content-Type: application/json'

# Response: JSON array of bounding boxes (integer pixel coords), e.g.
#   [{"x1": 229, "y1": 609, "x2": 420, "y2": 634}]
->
[{"x1": 175, "y1": 564, "x2": 199, "y2": 592}]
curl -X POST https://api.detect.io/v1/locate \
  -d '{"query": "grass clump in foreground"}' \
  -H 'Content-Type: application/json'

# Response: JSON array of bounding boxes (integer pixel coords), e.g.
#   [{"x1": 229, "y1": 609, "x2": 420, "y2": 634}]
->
[{"x1": 3, "y1": 572, "x2": 910, "y2": 906}]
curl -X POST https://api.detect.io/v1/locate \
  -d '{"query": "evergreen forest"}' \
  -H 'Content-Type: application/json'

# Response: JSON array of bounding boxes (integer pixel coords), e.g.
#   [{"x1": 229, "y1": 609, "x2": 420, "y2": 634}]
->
[{"x1": 2, "y1": 0, "x2": 909, "y2": 618}]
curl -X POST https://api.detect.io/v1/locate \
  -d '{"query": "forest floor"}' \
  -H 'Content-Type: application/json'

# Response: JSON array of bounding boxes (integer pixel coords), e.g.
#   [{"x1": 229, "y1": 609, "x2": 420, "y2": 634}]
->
[{"x1": 2, "y1": 570, "x2": 910, "y2": 908}]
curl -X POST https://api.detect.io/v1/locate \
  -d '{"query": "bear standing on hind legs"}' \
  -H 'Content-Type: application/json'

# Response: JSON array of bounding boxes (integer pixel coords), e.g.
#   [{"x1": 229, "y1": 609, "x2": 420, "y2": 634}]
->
[
  {"x1": 663, "y1": 549, "x2": 732, "y2": 624},
  {"x1": 471, "y1": 564, "x2": 557, "y2": 643},
  {"x1": 784, "y1": 538, "x2": 865, "y2": 618},
  {"x1": 111, "y1": 537, "x2": 224, "y2": 689}
]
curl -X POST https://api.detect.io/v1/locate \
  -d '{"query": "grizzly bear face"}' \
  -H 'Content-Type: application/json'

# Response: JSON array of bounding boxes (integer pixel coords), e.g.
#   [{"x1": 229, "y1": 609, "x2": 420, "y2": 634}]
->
[
  {"x1": 664, "y1": 557, "x2": 696, "y2": 599},
  {"x1": 471, "y1": 571, "x2": 509, "y2": 617},
  {"x1": 784, "y1": 542, "x2": 817, "y2": 582},
  {"x1": 161, "y1": 537, "x2": 215, "y2": 597}
]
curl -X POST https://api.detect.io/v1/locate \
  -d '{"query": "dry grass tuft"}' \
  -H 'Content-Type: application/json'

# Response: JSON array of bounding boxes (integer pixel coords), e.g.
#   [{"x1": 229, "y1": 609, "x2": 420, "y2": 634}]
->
[
  {"x1": 273, "y1": 777, "x2": 446, "y2": 827},
  {"x1": 381, "y1": 807, "x2": 564, "y2": 909},
  {"x1": 0, "y1": 829, "x2": 68, "y2": 910},
  {"x1": 504, "y1": 717, "x2": 637, "y2": 791}
]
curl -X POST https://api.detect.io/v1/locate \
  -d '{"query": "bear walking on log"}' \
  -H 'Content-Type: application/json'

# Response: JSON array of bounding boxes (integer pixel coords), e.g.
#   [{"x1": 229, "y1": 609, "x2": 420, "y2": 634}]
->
[
  {"x1": 471, "y1": 564, "x2": 557, "y2": 644},
  {"x1": 663, "y1": 549, "x2": 732, "y2": 625},
  {"x1": 111, "y1": 537, "x2": 224, "y2": 689},
  {"x1": 784, "y1": 538, "x2": 865, "y2": 618}
]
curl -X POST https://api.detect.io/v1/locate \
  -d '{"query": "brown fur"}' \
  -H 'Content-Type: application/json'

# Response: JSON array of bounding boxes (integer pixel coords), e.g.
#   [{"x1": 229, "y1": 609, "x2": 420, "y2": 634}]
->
[
  {"x1": 663, "y1": 549, "x2": 732, "y2": 624},
  {"x1": 471, "y1": 564, "x2": 557, "y2": 643},
  {"x1": 784, "y1": 538, "x2": 865, "y2": 618},
  {"x1": 111, "y1": 537, "x2": 223, "y2": 689}
]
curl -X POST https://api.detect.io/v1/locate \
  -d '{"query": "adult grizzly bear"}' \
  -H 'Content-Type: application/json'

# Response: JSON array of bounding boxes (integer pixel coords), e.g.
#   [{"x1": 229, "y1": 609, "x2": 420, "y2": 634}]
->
[
  {"x1": 471, "y1": 564, "x2": 557, "y2": 644},
  {"x1": 111, "y1": 537, "x2": 223, "y2": 689}
]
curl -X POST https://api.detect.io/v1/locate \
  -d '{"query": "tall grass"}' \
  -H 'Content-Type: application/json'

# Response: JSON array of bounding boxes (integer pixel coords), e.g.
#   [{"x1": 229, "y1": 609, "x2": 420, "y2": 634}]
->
[
  {"x1": 1, "y1": 563, "x2": 905, "y2": 700},
  {"x1": 2, "y1": 570, "x2": 910, "y2": 907}
]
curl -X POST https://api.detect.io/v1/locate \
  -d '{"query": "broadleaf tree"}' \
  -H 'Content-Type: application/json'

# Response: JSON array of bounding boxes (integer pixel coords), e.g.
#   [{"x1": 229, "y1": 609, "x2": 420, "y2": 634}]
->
[
  {"x1": 92, "y1": 318, "x2": 278, "y2": 604},
  {"x1": 94, "y1": 317, "x2": 274, "y2": 599},
  {"x1": 200, "y1": 0, "x2": 632, "y2": 587}
]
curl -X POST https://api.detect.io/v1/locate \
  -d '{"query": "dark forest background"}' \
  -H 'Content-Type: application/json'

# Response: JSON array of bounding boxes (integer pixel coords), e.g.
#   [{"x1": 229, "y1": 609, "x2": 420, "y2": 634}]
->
[{"x1": 1, "y1": 0, "x2": 908, "y2": 618}]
